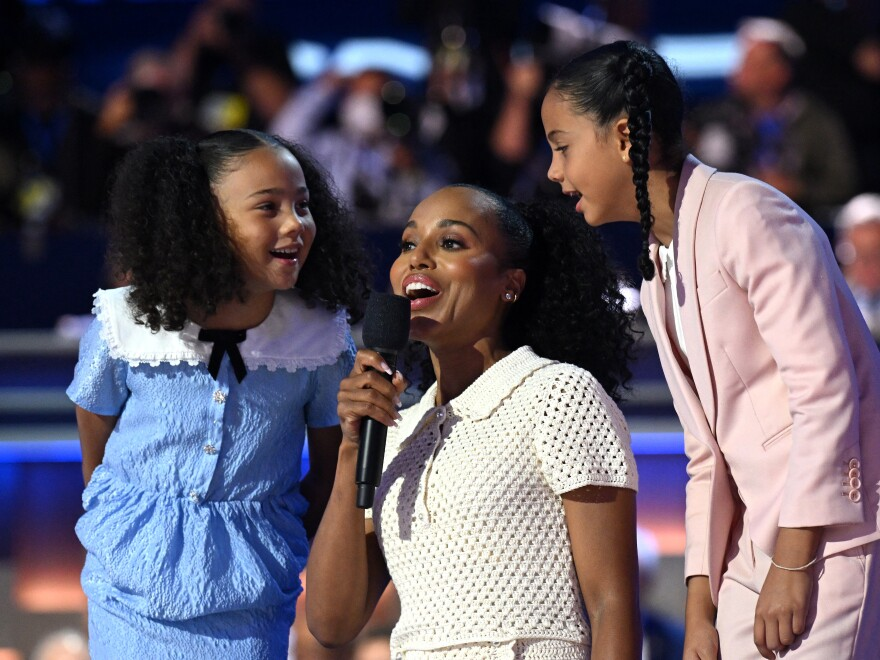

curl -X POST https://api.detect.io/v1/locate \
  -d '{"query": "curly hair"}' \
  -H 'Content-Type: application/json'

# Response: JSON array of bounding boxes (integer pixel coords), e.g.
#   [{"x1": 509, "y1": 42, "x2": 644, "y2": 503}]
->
[
  {"x1": 405, "y1": 185, "x2": 635, "y2": 402},
  {"x1": 107, "y1": 129, "x2": 370, "y2": 331},
  {"x1": 550, "y1": 41, "x2": 686, "y2": 281}
]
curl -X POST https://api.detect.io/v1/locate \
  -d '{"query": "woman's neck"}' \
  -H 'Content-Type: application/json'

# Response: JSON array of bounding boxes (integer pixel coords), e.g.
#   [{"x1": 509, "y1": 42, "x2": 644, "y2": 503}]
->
[
  {"x1": 192, "y1": 289, "x2": 276, "y2": 330},
  {"x1": 429, "y1": 338, "x2": 511, "y2": 406}
]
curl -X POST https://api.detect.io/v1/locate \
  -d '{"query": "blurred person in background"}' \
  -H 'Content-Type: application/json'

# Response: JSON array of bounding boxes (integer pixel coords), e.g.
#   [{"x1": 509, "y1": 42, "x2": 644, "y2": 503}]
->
[
  {"x1": 0, "y1": 7, "x2": 116, "y2": 242},
  {"x1": 782, "y1": 0, "x2": 880, "y2": 193},
  {"x1": 238, "y1": 33, "x2": 302, "y2": 134},
  {"x1": 277, "y1": 67, "x2": 448, "y2": 233},
  {"x1": 167, "y1": 0, "x2": 256, "y2": 133},
  {"x1": 95, "y1": 47, "x2": 195, "y2": 152},
  {"x1": 688, "y1": 17, "x2": 858, "y2": 231},
  {"x1": 836, "y1": 193, "x2": 880, "y2": 341}
]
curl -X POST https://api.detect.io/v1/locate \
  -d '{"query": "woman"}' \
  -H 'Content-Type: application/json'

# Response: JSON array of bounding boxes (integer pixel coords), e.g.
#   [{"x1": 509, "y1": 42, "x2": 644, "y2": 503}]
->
[
  {"x1": 540, "y1": 40, "x2": 880, "y2": 659},
  {"x1": 306, "y1": 184, "x2": 642, "y2": 659}
]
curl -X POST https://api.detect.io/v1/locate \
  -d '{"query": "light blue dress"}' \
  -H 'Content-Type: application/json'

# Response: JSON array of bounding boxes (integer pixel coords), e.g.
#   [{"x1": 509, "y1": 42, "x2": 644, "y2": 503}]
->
[{"x1": 67, "y1": 286, "x2": 355, "y2": 659}]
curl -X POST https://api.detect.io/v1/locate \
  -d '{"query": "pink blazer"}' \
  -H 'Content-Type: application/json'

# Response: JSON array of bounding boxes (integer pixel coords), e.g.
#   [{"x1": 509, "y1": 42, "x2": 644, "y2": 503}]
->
[{"x1": 641, "y1": 156, "x2": 880, "y2": 604}]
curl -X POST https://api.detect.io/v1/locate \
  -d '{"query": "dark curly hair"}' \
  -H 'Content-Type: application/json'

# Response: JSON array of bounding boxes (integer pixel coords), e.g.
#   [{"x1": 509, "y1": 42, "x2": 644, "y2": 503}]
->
[
  {"x1": 405, "y1": 184, "x2": 635, "y2": 402},
  {"x1": 107, "y1": 129, "x2": 371, "y2": 331},
  {"x1": 550, "y1": 41, "x2": 686, "y2": 281}
]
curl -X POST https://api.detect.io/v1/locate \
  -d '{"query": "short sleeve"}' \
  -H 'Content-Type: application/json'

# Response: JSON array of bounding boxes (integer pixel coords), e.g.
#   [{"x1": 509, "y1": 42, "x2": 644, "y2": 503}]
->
[
  {"x1": 305, "y1": 330, "x2": 356, "y2": 428},
  {"x1": 532, "y1": 365, "x2": 638, "y2": 494},
  {"x1": 66, "y1": 315, "x2": 130, "y2": 416}
]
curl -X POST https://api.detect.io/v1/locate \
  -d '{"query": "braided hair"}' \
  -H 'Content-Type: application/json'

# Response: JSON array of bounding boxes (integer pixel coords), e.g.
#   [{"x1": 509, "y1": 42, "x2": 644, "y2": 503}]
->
[{"x1": 550, "y1": 41, "x2": 685, "y2": 281}]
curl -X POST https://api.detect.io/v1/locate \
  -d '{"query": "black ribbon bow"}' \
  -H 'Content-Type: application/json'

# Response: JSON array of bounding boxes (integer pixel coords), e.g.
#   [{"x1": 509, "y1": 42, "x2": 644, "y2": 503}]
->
[{"x1": 198, "y1": 328, "x2": 248, "y2": 383}]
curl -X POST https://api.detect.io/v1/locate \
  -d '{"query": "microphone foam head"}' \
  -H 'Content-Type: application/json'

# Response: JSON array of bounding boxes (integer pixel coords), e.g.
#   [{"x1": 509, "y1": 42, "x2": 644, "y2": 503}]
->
[{"x1": 362, "y1": 292, "x2": 411, "y2": 351}]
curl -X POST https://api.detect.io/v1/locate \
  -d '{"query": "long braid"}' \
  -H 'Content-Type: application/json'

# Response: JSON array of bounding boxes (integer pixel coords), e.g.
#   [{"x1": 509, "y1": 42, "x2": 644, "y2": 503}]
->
[{"x1": 622, "y1": 48, "x2": 656, "y2": 280}]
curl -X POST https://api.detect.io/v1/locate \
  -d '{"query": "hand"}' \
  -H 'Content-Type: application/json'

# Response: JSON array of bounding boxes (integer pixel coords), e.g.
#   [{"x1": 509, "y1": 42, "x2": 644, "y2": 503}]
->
[
  {"x1": 683, "y1": 618, "x2": 719, "y2": 660},
  {"x1": 753, "y1": 565, "x2": 814, "y2": 659},
  {"x1": 684, "y1": 576, "x2": 718, "y2": 660},
  {"x1": 337, "y1": 349, "x2": 406, "y2": 444}
]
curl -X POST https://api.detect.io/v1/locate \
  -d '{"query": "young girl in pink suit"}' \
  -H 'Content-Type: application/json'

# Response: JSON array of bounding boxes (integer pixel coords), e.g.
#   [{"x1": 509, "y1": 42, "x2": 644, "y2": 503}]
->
[{"x1": 541, "y1": 40, "x2": 880, "y2": 659}]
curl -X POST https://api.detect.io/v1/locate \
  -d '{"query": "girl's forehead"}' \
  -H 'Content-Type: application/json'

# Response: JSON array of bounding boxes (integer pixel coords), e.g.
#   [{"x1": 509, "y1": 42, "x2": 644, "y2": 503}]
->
[{"x1": 222, "y1": 146, "x2": 303, "y2": 179}]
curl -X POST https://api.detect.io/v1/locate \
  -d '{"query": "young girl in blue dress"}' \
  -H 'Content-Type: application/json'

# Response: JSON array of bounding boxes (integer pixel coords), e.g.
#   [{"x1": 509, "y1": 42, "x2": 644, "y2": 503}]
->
[{"x1": 66, "y1": 128, "x2": 370, "y2": 659}]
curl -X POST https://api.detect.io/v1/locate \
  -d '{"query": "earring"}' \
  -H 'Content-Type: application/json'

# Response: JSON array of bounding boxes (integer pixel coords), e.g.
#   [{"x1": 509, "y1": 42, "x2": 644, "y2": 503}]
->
[{"x1": 503, "y1": 291, "x2": 518, "y2": 302}]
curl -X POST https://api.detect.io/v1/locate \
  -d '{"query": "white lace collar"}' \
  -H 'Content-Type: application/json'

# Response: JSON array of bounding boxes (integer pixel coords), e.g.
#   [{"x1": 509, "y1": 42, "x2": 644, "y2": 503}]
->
[{"x1": 94, "y1": 286, "x2": 349, "y2": 372}]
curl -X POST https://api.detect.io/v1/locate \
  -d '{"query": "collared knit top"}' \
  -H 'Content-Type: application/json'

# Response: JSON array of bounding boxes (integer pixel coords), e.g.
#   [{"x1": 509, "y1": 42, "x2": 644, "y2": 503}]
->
[{"x1": 370, "y1": 346, "x2": 638, "y2": 659}]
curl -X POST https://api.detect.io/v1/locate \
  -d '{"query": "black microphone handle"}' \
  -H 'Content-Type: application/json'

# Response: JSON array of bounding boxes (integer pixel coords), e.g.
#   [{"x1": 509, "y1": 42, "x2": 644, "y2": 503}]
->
[{"x1": 355, "y1": 349, "x2": 397, "y2": 509}]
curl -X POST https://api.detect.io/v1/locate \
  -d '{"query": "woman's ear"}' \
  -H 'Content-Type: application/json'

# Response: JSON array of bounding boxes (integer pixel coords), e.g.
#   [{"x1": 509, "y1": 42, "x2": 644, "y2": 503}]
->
[
  {"x1": 505, "y1": 268, "x2": 527, "y2": 299},
  {"x1": 615, "y1": 117, "x2": 631, "y2": 163}
]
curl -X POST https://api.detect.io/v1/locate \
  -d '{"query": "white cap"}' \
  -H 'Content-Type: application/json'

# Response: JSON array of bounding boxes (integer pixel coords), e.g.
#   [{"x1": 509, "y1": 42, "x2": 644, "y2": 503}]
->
[
  {"x1": 737, "y1": 17, "x2": 806, "y2": 59},
  {"x1": 836, "y1": 193, "x2": 880, "y2": 231}
]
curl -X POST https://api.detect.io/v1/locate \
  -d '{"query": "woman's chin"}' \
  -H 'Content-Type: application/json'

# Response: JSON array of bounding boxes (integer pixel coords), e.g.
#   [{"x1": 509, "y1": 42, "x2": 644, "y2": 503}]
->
[{"x1": 408, "y1": 316, "x2": 442, "y2": 343}]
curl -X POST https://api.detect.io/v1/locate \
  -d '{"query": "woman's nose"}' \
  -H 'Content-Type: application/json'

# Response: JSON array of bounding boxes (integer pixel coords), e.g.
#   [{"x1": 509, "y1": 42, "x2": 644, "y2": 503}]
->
[{"x1": 408, "y1": 242, "x2": 434, "y2": 269}]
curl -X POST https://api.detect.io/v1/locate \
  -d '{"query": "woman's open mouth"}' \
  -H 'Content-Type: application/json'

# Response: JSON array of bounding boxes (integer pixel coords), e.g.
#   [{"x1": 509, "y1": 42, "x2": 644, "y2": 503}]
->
[{"x1": 402, "y1": 275, "x2": 441, "y2": 310}]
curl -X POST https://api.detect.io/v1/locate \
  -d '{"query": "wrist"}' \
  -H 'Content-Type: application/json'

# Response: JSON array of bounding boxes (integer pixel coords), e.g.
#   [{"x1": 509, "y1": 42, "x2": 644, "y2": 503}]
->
[
  {"x1": 773, "y1": 526, "x2": 822, "y2": 571},
  {"x1": 338, "y1": 440, "x2": 358, "y2": 462},
  {"x1": 770, "y1": 555, "x2": 819, "y2": 572}
]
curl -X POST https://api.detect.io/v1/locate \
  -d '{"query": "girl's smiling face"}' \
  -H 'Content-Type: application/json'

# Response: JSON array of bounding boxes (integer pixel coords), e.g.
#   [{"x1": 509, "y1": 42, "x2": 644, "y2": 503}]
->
[
  {"x1": 541, "y1": 90, "x2": 639, "y2": 227},
  {"x1": 214, "y1": 145, "x2": 316, "y2": 296},
  {"x1": 390, "y1": 187, "x2": 524, "y2": 349}
]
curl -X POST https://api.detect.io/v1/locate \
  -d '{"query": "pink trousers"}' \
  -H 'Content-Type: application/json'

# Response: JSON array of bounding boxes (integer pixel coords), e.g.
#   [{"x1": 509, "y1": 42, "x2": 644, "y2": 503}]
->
[{"x1": 715, "y1": 512, "x2": 879, "y2": 659}]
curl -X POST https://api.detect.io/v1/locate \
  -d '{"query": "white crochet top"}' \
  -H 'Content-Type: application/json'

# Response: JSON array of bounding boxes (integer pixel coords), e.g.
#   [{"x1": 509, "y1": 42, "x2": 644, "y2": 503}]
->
[{"x1": 371, "y1": 346, "x2": 638, "y2": 659}]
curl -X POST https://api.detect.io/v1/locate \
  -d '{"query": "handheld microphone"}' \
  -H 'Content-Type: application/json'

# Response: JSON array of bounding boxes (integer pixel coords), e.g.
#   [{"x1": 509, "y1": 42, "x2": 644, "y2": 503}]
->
[{"x1": 356, "y1": 292, "x2": 411, "y2": 509}]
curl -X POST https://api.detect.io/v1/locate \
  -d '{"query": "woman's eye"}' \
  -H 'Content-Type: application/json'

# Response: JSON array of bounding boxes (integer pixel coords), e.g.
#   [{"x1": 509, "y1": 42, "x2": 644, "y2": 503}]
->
[
  {"x1": 400, "y1": 240, "x2": 415, "y2": 252},
  {"x1": 440, "y1": 237, "x2": 464, "y2": 249},
  {"x1": 554, "y1": 145, "x2": 568, "y2": 154}
]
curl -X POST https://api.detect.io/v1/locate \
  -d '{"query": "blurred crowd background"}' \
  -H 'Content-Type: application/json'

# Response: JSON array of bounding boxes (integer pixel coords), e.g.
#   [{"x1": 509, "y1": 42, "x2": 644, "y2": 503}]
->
[
  {"x1": 1, "y1": 0, "x2": 879, "y2": 658},
  {"x1": 1, "y1": 0, "x2": 879, "y2": 329}
]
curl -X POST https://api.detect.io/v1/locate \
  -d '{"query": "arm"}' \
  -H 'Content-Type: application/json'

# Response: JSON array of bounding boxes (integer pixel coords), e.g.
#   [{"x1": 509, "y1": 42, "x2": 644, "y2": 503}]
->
[
  {"x1": 753, "y1": 526, "x2": 821, "y2": 659},
  {"x1": 75, "y1": 405, "x2": 117, "y2": 485},
  {"x1": 563, "y1": 486, "x2": 641, "y2": 660},
  {"x1": 300, "y1": 425, "x2": 343, "y2": 539},
  {"x1": 684, "y1": 576, "x2": 718, "y2": 660},
  {"x1": 717, "y1": 181, "x2": 861, "y2": 526},
  {"x1": 305, "y1": 349, "x2": 406, "y2": 647},
  {"x1": 679, "y1": 425, "x2": 722, "y2": 659},
  {"x1": 714, "y1": 184, "x2": 848, "y2": 651}
]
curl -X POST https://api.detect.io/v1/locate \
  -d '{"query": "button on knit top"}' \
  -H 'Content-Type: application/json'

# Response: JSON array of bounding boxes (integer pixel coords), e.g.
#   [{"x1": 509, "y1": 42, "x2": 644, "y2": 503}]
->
[{"x1": 370, "y1": 346, "x2": 638, "y2": 658}]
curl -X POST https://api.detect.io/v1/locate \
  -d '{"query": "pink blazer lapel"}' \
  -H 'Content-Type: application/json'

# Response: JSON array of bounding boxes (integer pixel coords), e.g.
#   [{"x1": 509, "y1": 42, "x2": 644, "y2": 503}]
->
[
  {"x1": 642, "y1": 239, "x2": 707, "y2": 437},
  {"x1": 675, "y1": 157, "x2": 719, "y2": 434}
]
